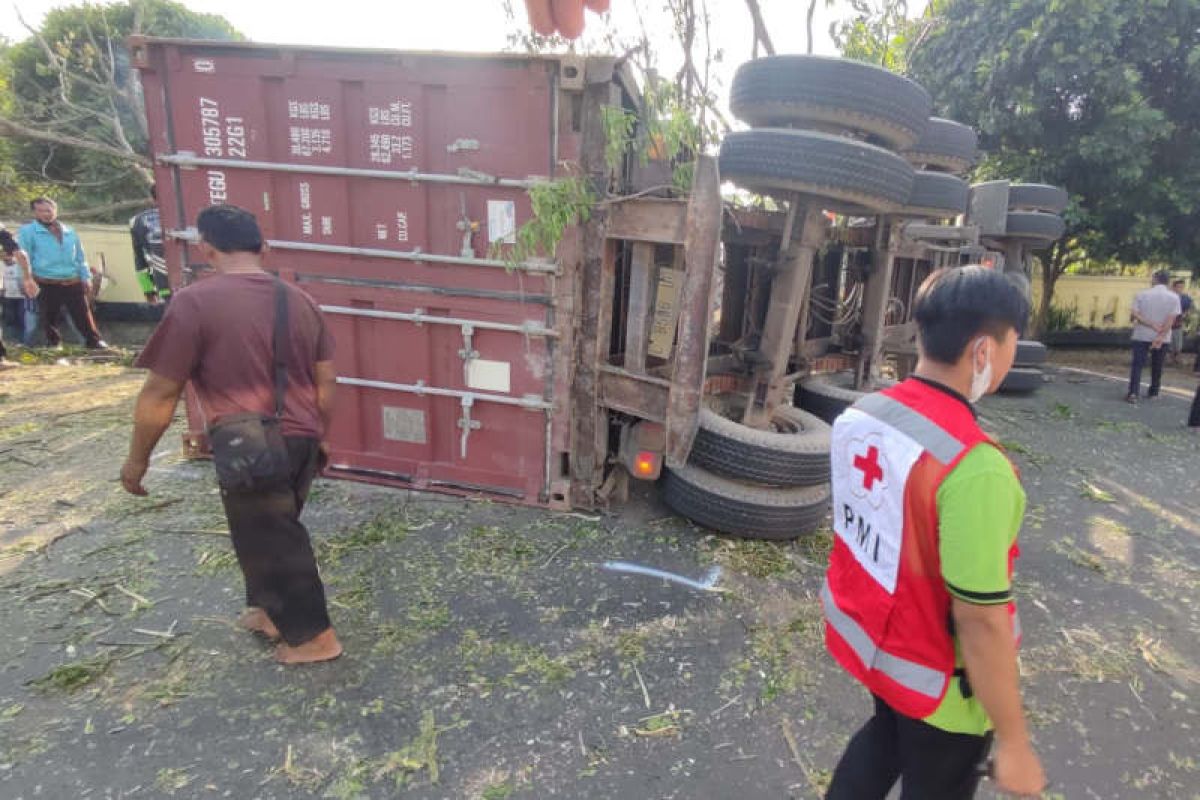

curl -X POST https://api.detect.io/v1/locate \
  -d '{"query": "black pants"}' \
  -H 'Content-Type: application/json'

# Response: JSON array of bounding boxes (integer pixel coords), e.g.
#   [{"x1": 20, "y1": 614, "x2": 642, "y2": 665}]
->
[
  {"x1": 220, "y1": 436, "x2": 331, "y2": 646},
  {"x1": 1128, "y1": 340, "x2": 1166, "y2": 397},
  {"x1": 826, "y1": 695, "x2": 993, "y2": 800},
  {"x1": 36, "y1": 280, "x2": 103, "y2": 348}
]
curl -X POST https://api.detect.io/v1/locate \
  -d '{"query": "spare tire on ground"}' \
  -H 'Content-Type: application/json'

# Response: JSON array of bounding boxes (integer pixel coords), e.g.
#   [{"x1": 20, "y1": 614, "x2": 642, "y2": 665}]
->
[
  {"x1": 730, "y1": 55, "x2": 932, "y2": 150},
  {"x1": 897, "y1": 170, "x2": 969, "y2": 219},
  {"x1": 901, "y1": 117, "x2": 978, "y2": 174},
  {"x1": 1014, "y1": 340, "x2": 1047, "y2": 366},
  {"x1": 662, "y1": 463, "x2": 831, "y2": 540},
  {"x1": 1004, "y1": 211, "x2": 1066, "y2": 244},
  {"x1": 691, "y1": 395, "x2": 831, "y2": 487},
  {"x1": 719, "y1": 128, "x2": 915, "y2": 214},
  {"x1": 998, "y1": 366, "x2": 1043, "y2": 394},
  {"x1": 1008, "y1": 184, "x2": 1068, "y2": 214},
  {"x1": 796, "y1": 371, "x2": 896, "y2": 425}
]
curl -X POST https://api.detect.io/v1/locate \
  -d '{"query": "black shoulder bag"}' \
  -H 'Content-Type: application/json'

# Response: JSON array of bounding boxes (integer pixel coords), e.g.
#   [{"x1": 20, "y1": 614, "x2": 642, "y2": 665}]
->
[{"x1": 208, "y1": 277, "x2": 292, "y2": 492}]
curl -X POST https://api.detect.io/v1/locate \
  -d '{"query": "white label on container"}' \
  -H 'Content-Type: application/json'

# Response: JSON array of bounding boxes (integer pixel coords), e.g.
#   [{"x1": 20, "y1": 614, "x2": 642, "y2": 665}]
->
[
  {"x1": 488, "y1": 200, "x2": 516, "y2": 244},
  {"x1": 193, "y1": 59, "x2": 215, "y2": 73},
  {"x1": 382, "y1": 406, "x2": 427, "y2": 444},
  {"x1": 466, "y1": 359, "x2": 511, "y2": 394}
]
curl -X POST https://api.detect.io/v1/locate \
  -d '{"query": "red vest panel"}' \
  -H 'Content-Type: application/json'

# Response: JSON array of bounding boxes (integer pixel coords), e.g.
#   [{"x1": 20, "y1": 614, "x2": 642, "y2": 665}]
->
[{"x1": 823, "y1": 378, "x2": 1020, "y2": 719}]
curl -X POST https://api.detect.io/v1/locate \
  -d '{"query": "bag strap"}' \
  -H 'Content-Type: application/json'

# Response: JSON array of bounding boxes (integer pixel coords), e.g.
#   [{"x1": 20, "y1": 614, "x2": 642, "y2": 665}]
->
[{"x1": 272, "y1": 276, "x2": 289, "y2": 419}]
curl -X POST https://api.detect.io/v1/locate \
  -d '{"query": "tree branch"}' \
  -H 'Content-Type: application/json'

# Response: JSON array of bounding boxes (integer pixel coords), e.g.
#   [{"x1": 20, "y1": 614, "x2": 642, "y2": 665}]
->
[
  {"x1": 68, "y1": 198, "x2": 154, "y2": 219},
  {"x1": 744, "y1": 0, "x2": 776, "y2": 57},
  {"x1": 0, "y1": 117, "x2": 152, "y2": 168},
  {"x1": 807, "y1": 0, "x2": 819, "y2": 54}
]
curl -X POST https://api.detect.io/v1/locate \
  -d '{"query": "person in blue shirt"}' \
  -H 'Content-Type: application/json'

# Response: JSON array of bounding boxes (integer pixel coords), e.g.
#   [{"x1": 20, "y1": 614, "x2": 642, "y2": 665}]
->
[{"x1": 17, "y1": 197, "x2": 108, "y2": 350}]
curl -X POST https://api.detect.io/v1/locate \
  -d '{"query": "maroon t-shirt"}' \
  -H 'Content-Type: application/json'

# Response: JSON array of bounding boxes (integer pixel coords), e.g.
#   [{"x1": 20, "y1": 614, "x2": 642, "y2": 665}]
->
[{"x1": 136, "y1": 272, "x2": 334, "y2": 438}]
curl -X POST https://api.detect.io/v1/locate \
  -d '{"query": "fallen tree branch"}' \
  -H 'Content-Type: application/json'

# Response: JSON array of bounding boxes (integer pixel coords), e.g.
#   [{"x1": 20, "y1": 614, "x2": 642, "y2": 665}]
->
[{"x1": 0, "y1": 117, "x2": 152, "y2": 168}]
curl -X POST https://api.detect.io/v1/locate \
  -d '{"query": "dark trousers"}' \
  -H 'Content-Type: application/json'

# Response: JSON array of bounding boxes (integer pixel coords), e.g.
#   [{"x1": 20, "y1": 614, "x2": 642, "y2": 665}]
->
[
  {"x1": 1189, "y1": 383, "x2": 1200, "y2": 427},
  {"x1": 1128, "y1": 340, "x2": 1166, "y2": 397},
  {"x1": 36, "y1": 280, "x2": 103, "y2": 348},
  {"x1": 220, "y1": 436, "x2": 332, "y2": 646},
  {"x1": 826, "y1": 695, "x2": 993, "y2": 800}
]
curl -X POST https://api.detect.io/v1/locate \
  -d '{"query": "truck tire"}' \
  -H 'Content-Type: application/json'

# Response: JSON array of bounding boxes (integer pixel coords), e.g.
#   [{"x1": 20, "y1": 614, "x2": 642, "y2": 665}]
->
[
  {"x1": 1014, "y1": 340, "x2": 1047, "y2": 366},
  {"x1": 998, "y1": 366, "x2": 1043, "y2": 394},
  {"x1": 662, "y1": 463, "x2": 831, "y2": 540},
  {"x1": 1004, "y1": 211, "x2": 1065, "y2": 243},
  {"x1": 896, "y1": 171, "x2": 969, "y2": 219},
  {"x1": 901, "y1": 117, "x2": 978, "y2": 174},
  {"x1": 691, "y1": 396, "x2": 831, "y2": 487},
  {"x1": 1008, "y1": 184, "x2": 1068, "y2": 214},
  {"x1": 796, "y1": 371, "x2": 895, "y2": 425},
  {"x1": 730, "y1": 55, "x2": 932, "y2": 150},
  {"x1": 719, "y1": 129, "x2": 915, "y2": 214}
]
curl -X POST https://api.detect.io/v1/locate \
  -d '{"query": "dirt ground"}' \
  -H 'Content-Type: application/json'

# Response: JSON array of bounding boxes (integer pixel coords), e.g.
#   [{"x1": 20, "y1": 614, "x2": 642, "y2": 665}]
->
[{"x1": 1, "y1": 353, "x2": 1198, "y2": 799}]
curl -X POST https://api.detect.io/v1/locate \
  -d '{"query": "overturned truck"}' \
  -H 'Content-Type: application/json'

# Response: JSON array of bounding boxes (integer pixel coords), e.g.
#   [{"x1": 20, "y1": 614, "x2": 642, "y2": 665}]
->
[{"x1": 133, "y1": 40, "x2": 1063, "y2": 538}]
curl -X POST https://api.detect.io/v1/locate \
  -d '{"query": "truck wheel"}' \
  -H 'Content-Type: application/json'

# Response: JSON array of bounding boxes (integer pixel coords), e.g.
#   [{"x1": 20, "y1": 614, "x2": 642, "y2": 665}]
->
[
  {"x1": 1014, "y1": 340, "x2": 1047, "y2": 366},
  {"x1": 901, "y1": 117, "x2": 978, "y2": 174},
  {"x1": 896, "y1": 171, "x2": 969, "y2": 219},
  {"x1": 662, "y1": 463, "x2": 831, "y2": 540},
  {"x1": 730, "y1": 55, "x2": 932, "y2": 150},
  {"x1": 719, "y1": 129, "x2": 915, "y2": 214},
  {"x1": 1004, "y1": 211, "x2": 1065, "y2": 244},
  {"x1": 691, "y1": 395, "x2": 831, "y2": 487},
  {"x1": 998, "y1": 366, "x2": 1043, "y2": 394},
  {"x1": 795, "y1": 371, "x2": 895, "y2": 425},
  {"x1": 1008, "y1": 184, "x2": 1068, "y2": 214}
]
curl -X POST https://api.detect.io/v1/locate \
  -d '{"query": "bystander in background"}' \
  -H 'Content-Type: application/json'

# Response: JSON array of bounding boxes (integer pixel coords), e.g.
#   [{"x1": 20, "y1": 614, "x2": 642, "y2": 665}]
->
[{"x1": 1, "y1": 227, "x2": 39, "y2": 367}]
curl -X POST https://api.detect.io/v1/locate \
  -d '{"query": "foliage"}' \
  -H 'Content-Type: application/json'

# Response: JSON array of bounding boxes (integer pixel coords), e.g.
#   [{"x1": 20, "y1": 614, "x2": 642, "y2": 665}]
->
[
  {"x1": 907, "y1": 0, "x2": 1200, "y2": 332},
  {"x1": 1043, "y1": 303, "x2": 1080, "y2": 333},
  {"x1": 832, "y1": 0, "x2": 922, "y2": 71},
  {"x1": 500, "y1": 177, "x2": 595, "y2": 266},
  {"x1": 600, "y1": 83, "x2": 713, "y2": 190},
  {"x1": 1, "y1": 0, "x2": 241, "y2": 219}
]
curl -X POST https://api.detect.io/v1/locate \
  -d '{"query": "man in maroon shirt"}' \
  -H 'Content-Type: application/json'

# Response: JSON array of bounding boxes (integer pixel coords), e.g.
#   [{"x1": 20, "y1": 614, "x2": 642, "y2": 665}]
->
[{"x1": 120, "y1": 204, "x2": 342, "y2": 664}]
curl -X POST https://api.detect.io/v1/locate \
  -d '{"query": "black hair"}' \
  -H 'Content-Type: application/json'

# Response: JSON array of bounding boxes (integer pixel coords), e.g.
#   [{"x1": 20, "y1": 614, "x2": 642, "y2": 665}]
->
[
  {"x1": 1170, "y1": 277, "x2": 1185, "y2": 287},
  {"x1": 1152, "y1": 270, "x2": 1171, "y2": 285},
  {"x1": 196, "y1": 204, "x2": 263, "y2": 254},
  {"x1": 913, "y1": 266, "x2": 1030, "y2": 364},
  {"x1": 29, "y1": 196, "x2": 56, "y2": 210},
  {"x1": 0, "y1": 228, "x2": 16, "y2": 255}
]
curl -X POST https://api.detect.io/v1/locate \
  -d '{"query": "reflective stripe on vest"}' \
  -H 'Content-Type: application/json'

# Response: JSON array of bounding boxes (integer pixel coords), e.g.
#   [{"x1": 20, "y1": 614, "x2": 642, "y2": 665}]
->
[
  {"x1": 821, "y1": 579, "x2": 946, "y2": 699},
  {"x1": 853, "y1": 393, "x2": 965, "y2": 465}
]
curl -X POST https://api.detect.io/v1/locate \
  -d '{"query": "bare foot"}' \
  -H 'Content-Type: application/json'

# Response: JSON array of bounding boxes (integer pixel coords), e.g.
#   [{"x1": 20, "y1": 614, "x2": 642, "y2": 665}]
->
[
  {"x1": 238, "y1": 607, "x2": 281, "y2": 641},
  {"x1": 274, "y1": 628, "x2": 343, "y2": 664}
]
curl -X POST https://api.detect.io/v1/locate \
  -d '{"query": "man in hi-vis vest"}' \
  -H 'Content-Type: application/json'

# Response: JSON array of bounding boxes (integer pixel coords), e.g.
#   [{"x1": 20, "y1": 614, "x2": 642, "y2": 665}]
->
[{"x1": 824, "y1": 267, "x2": 1045, "y2": 799}]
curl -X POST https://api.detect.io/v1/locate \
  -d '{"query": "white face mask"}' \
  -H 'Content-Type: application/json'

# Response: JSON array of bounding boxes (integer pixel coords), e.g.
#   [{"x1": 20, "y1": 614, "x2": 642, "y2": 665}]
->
[{"x1": 969, "y1": 338, "x2": 993, "y2": 403}]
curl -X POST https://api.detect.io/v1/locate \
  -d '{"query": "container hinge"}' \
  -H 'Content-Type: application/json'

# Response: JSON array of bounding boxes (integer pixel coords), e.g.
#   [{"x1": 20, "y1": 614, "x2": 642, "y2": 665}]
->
[
  {"x1": 457, "y1": 167, "x2": 500, "y2": 184},
  {"x1": 458, "y1": 395, "x2": 482, "y2": 459},
  {"x1": 447, "y1": 138, "x2": 480, "y2": 153}
]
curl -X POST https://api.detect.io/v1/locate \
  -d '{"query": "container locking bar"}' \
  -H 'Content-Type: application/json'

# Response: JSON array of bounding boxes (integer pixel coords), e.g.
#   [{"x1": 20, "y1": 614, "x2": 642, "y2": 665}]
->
[
  {"x1": 166, "y1": 228, "x2": 558, "y2": 275},
  {"x1": 157, "y1": 151, "x2": 540, "y2": 190},
  {"x1": 318, "y1": 305, "x2": 558, "y2": 338},
  {"x1": 336, "y1": 377, "x2": 552, "y2": 411}
]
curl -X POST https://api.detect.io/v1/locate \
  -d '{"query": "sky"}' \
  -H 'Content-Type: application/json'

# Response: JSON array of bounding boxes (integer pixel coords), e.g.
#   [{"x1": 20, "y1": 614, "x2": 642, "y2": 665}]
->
[{"x1": 0, "y1": 0, "x2": 878, "y2": 110}]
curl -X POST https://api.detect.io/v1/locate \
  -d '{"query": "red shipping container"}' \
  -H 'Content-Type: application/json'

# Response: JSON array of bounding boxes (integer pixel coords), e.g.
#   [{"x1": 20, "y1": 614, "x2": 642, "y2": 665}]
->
[{"x1": 133, "y1": 38, "x2": 634, "y2": 508}]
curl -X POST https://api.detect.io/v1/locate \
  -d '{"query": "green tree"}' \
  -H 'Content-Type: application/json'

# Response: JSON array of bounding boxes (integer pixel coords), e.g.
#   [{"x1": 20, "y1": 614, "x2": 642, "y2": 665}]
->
[
  {"x1": 832, "y1": 0, "x2": 921, "y2": 71},
  {"x1": 907, "y1": 0, "x2": 1200, "y2": 333},
  {"x1": 0, "y1": 0, "x2": 240, "y2": 220}
]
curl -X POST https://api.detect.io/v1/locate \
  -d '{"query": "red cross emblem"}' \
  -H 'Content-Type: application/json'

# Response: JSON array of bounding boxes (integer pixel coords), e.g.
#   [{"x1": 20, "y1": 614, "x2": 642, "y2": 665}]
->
[{"x1": 853, "y1": 445, "x2": 884, "y2": 490}]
